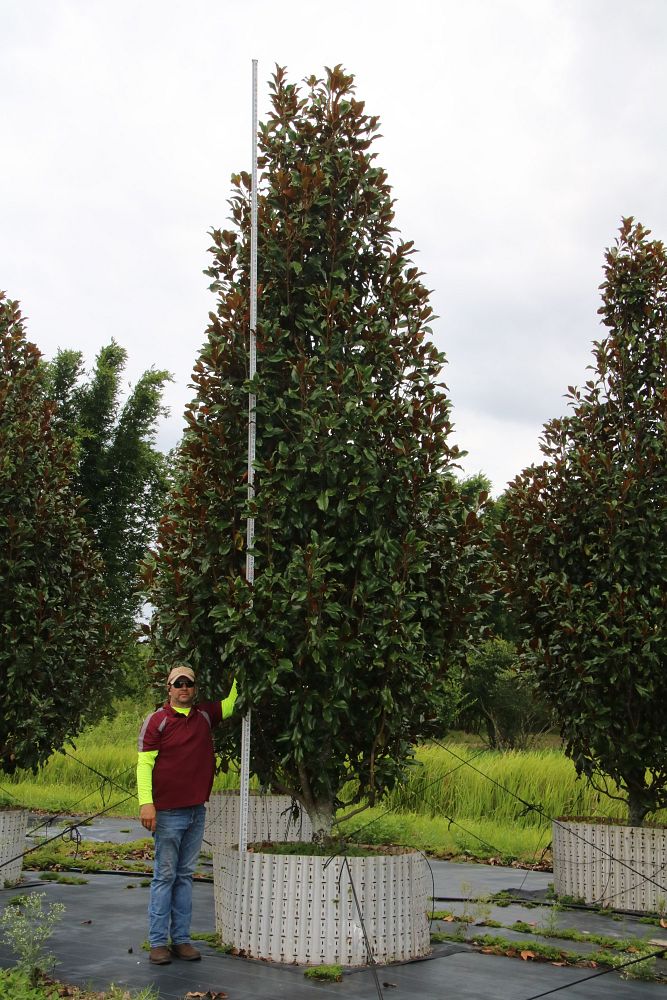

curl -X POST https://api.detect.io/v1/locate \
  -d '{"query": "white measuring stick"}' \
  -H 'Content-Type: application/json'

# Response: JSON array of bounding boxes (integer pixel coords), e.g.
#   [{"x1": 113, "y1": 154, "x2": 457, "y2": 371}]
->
[{"x1": 238, "y1": 58, "x2": 258, "y2": 856}]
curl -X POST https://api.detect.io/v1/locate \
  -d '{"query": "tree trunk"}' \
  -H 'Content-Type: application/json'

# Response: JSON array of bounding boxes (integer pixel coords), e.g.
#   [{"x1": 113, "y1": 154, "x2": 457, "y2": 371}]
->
[
  {"x1": 627, "y1": 788, "x2": 649, "y2": 828},
  {"x1": 303, "y1": 799, "x2": 335, "y2": 843}
]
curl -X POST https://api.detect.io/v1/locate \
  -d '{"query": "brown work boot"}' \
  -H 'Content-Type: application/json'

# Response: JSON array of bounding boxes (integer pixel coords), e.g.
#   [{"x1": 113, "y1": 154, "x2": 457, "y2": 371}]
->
[
  {"x1": 149, "y1": 945, "x2": 172, "y2": 965},
  {"x1": 170, "y1": 942, "x2": 201, "y2": 961}
]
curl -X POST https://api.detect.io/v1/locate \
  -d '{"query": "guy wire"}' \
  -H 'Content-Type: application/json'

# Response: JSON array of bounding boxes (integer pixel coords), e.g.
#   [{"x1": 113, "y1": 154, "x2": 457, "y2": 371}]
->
[
  {"x1": 0, "y1": 792, "x2": 135, "y2": 875},
  {"x1": 432, "y1": 738, "x2": 667, "y2": 896}
]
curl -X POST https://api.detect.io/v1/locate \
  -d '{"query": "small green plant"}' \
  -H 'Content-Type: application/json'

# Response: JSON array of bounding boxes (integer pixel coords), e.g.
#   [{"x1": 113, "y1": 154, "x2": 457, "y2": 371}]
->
[
  {"x1": 553, "y1": 893, "x2": 586, "y2": 906},
  {"x1": 190, "y1": 931, "x2": 233, "y2": 954},
  {"x1": 104, "y1": 987, "x2": 158, "y2": 999},
  {"x1": 590, "y1": 948, "x2": 657, "y2": 982},
  {"x1": 511, "y1": 920, "x2": 536, "y2": 935},
  {"x1": 0, "y1": 892, "x2": 65, "y2": 984},
  {"x1": 0, "y1": 966, "x2": 49, "y2": 999},
  {"x1": 490, "y1": 891, "x2": 513, "y2": 908},
  {"x1": 38, "y1": 873, "x2": 87, "y2": 885},
  {"x1": 540, "y1": 899, "x2": 563, "y2": 937},
  {"x1": 304, "y1": 964, "x2": 343, "y2": 982},
  {"x1": 458, "y1": 881, "x2": 492, "y2": 926}
]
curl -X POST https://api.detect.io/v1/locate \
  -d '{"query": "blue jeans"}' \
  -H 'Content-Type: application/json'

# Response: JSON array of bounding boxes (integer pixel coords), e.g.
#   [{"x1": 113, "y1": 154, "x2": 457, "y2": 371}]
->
[{"x1": 148, "y1": 805, "x2": 206, "y2": 947}]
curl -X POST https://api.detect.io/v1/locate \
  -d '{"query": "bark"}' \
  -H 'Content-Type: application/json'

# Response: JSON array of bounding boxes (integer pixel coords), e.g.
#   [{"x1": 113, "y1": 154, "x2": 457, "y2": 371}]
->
[
  {"x1": 627, "y1": 787, "x2": 650, "y2": 828},
  {"x1": 305, "y1": 799, "x2": 335, "y2": 843},
  {"x1": 295, "y1": 759, "x2": 335, "y2": 842}
]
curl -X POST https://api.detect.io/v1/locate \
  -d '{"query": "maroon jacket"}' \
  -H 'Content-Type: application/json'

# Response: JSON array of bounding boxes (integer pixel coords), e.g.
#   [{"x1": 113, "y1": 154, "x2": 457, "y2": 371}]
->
[{"x1": 138, "y1": 701, "x2": 223, "y2": 809}]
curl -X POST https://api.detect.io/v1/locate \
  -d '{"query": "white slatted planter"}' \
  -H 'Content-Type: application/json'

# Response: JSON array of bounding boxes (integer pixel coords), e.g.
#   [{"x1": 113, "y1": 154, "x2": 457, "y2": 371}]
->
[
  {"x1": 203, "y1": 791, "x2": 312, "y2": 851},
  {"x1": 553, "y1": 820, "x2": 667, "y2": 913},
  {"x1": 0, "y1": 810, "x2": 28, "y2": 886},
  {"x1": 213, "y1": 845, "x2": 430, "y2": 966}
]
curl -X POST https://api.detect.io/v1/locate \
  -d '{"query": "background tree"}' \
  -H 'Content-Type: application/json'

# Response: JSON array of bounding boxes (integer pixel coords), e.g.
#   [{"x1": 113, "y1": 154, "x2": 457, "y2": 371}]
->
[
  {"x1": 0, "y1": 293, "x2": 119, "y2": 773},
  {"x1": 43, "y1": 343, "x2": 171, "y2": 642},
  {"x1": 498, "y1": 218, "x2": 667, "y2": 826},
  {"x1": 451, "y1": 476, "x2": 550, "y2": 747},
  {"x1": 145, "y1": 66, "x2": 487, "y2": 838},
  {"x1": 457, "y1": 638, "x2": 551, "y2": 750}
]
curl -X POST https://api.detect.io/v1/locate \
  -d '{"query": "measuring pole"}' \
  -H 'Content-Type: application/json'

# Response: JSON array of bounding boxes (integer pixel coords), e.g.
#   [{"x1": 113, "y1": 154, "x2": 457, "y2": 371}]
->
[{"x1": 239, "y1": 58, "x2": 258, "y2": 855}]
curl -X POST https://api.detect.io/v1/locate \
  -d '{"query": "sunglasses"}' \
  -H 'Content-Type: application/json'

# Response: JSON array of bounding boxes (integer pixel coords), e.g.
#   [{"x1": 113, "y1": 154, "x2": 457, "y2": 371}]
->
[{"x1": 171, "y1": 678, "x2": 195, "y2": 689}]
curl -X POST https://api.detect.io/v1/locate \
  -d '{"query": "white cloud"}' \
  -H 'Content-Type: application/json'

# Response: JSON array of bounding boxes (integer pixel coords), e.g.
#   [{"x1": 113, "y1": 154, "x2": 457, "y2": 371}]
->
[{"x1": 2, "y1": 0, "x2": 666, "y2": 492}]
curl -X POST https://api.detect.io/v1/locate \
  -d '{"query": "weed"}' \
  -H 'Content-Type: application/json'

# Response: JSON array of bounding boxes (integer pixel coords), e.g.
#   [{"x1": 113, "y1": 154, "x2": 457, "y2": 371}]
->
[
  {"x1": 0, "y1": 893, "x2": 65, "y2": 984},
  {"x1": 470, "y1": 932, "x2": 570, "y2": 962},
  {"x1": 304, "y1": 965, "x2": 343, "y2": 982},
  {"x1": 457, "y1": 881, "x2": 492, "y2": 926},
  {"x1": 511, "y1": 921, "x2": 535, "y2": 935},
  {"x1": 589, "y1": 948, "x2": 657, "y2": 981},
  {"x1": 539, "y1": 898, "x2": 563, "y2": 936},
  {"x1": 431, "y1": 931, "x2": 455, "y2": 944},
  {"x1": 639, "y1": 913, "x2": 667, "y2": 926},
  {"x1": 0, "y1": 968, "x2": 158, "y2": 999},
  {"x1": 38, "y1": 874, "x2": 87, "y2": 886},
  {"x1": 190, "y1": 931, "x2": 233, "y2": 954},
  {"x1": 555, "y1": 893, "x2": 586, "y2": 906}
]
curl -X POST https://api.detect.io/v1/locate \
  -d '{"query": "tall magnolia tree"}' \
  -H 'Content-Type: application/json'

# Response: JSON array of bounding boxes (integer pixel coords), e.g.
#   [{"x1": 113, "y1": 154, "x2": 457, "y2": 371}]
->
[
  {"x1": 0, "y1": 293, "x2": 119, "y2": 773},
  {"x1": 499, "y1": 219, "x2": 667, "y2": 827},
  {"x1": 43, "y1": 343, "x2": 171, "y2": 639},
  {"x1": 145, "y1": 67, "x2": 485, "y2": 837}
]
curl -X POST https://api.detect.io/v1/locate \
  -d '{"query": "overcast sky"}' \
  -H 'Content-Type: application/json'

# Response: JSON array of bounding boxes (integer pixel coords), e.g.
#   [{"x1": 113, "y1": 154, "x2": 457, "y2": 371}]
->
[{"x1": 2, "y1": 0, "x2": 666, "y2": 495}]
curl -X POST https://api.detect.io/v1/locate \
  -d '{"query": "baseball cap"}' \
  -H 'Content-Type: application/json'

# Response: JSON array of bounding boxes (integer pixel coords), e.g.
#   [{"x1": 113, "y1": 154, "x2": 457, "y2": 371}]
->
[{"x1": 167, "y1": 665, "x2": 196, "y2": 685}]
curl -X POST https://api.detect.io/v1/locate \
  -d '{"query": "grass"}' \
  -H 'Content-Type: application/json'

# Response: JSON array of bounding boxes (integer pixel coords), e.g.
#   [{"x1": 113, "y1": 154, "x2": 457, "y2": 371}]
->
[
  {"x1": 385, "y1": 743, "x2": 657, "y2": 826},
  {"x1": 337, "y1": 808, "x2": 552, "y2": 864}
]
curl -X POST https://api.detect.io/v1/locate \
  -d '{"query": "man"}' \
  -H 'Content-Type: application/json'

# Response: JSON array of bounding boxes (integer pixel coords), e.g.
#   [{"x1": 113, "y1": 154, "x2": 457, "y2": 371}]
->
[{"x1": 137, "y1": 664, "x2": 237, "y2": 965}]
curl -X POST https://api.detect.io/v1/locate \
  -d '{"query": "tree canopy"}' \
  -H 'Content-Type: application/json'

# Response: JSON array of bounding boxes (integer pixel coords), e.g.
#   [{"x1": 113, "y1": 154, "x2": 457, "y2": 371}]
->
[
  {"x1": 498, "y1": 219, "x2": 667, "y2": 826},
  {"x1": 145, "y1": 66, "x2": 487, "y2": 837},
  {"x1": 0, "y1": 293, "x2": 119, "y2": 773}
]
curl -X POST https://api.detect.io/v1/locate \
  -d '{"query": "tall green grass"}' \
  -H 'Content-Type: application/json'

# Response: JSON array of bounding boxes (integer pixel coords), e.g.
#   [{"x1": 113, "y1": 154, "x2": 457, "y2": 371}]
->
[
  {"x1": 337, "y1": 808, "x2": 553, "y2": 862},
  {"x1": 385, "y1": 743, "x2": 656, "y2": 826},
  {"x1": 2, "y1": 708, "x2": 661, "y2": 836}
]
